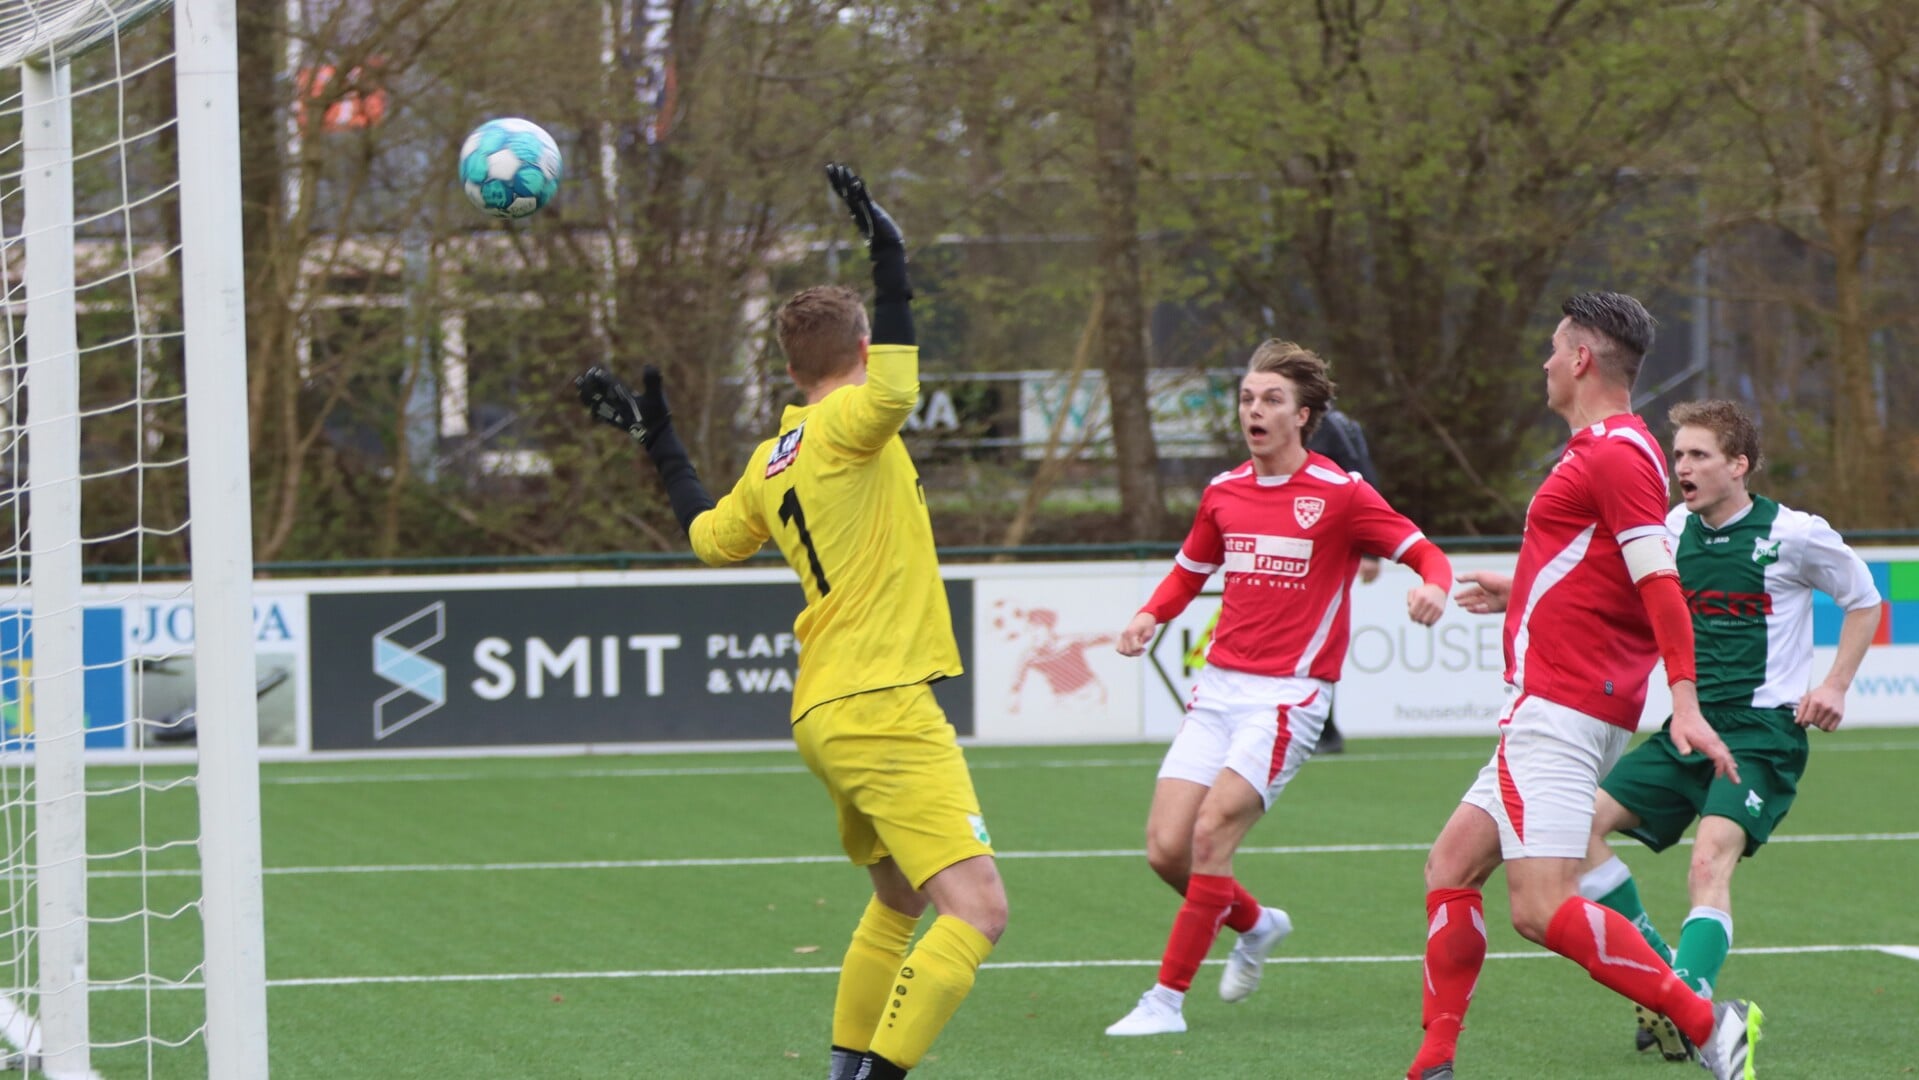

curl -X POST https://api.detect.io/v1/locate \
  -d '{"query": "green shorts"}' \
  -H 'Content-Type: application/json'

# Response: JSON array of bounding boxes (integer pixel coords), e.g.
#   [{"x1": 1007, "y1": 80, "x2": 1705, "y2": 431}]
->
[{"x1": 1599, "y1": 705, "x2": 1808, "y2": 858}]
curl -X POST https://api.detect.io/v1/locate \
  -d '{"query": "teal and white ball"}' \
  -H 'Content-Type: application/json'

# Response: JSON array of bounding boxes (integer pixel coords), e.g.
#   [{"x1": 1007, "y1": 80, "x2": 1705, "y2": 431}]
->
[{"x1": 459, "y1": 118, "x2": 563, "y2": 219}]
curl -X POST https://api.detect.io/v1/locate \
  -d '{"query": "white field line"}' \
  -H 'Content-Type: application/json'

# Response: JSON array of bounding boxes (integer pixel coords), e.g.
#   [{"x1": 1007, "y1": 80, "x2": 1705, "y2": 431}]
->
[
  {"x1": 88, "y1": 739, "x2": 1919, "y2": 790},
  {"x1": 85, "y1": 831, "x2": 1919, "y2": 880},
  {"x1": 86, "y1": 943, "x2": 1919, "y2": 992},
  {"x1": 0, "y1": 992, "x2": 41, "y2": 1058},
  {"x1": 252, "y1": 756, "x2": 1171, "y2": 786}
]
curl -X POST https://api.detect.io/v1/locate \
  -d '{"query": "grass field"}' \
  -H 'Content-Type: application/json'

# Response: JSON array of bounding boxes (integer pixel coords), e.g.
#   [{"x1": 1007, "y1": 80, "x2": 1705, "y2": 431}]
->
[{"x1": 70, "y1": 727, "x2": 1919, "y2": 1078}]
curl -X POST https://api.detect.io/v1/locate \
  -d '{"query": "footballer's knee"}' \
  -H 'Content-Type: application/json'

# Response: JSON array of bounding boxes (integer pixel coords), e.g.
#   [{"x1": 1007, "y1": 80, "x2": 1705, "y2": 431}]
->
[
  {"x1": 866, "y1": 860, "x2": 928, "y2": 918},
  {"x1": 1504, "y1": 859, "x2": 1583, "y2": 945},
  {"x1": 1590, "y1": 789, "x2": 1639, "y2": 839},
  {"x1": 972, "y1": 895, "x2": 1009, "y2": 944},
  {"x1": 1189, "y1": 787, "x2": 1266, "y2": 870},
  {"x1": 1686, "y1": 845, "x2": 1740, "y2": 900},
  {"x1": 1188, "y1": 811, "x2": 1237, "y2": 870},
  {"x1": 952, "y1": 880, "x2": 1008, "y2": 944},
  {"x1": 1424, "y1": 806, "x2": 1501, "y2": 891},
  {"x1": 1506, "y1": 899, "x2": 1556, "y2": 946},
  {"x1": 1686, "y1": 817, "x2": 1745, "y2": 899},
  {"x1": 1423, "y1": 848, "x2": 1496, "y2": 892},
  {"x1": 1503, "y1": 874, "x2": 1569, "y2": 945},
  {"x1": 1144, "y1": 828, "x2": 1192, "y2": 891},
  {"x1": 925, "y1": 856, "x2": 1008, "y2": 944}
]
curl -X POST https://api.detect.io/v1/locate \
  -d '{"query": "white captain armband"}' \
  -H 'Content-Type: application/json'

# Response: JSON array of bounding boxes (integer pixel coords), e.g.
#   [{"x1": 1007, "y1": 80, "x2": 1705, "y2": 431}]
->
[{"x1": 1620, "y1": 533, "x2": 1677, "y2": 584}]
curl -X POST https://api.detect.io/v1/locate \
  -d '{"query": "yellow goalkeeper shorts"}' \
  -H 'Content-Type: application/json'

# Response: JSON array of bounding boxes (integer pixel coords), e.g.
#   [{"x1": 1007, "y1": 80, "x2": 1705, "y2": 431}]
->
[{"x1": 793, "y1": 684, "x2": 994, "y2": 889}]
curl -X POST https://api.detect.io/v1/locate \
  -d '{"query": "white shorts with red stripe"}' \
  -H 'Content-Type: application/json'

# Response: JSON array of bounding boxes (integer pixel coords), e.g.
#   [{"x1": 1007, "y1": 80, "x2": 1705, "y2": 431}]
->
[
  {"x1": 1460, "y1": 687, "x2": 1632, "y2": 860},
  {"x1": 1157, "y1": 666, "x2": 1332, "y2": 809}
]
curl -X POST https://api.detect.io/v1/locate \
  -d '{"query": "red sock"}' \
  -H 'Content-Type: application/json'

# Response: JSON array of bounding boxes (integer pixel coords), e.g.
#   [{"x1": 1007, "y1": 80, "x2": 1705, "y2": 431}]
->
[
  {"x1": 1544, "y1": 897, "x2": 1715, "y2": 1045},
  {"x1": 1409, "y1": 887, "x2": 1485, "y2": 1078},
  {"x1": 1156, "y1": 872, "x2": 1237, "y2": 992},
  {"x1": 1223, "y1": 880, "x2": 1263, "y2": 934}
]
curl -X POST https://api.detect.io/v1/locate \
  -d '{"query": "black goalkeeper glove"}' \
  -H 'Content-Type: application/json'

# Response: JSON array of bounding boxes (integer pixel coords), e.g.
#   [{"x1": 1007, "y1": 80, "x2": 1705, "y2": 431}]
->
[
  {"x1": 576, "y1": 364, "x2": 671, "y2": 448},
  {"x1": 576, "y1": 364, "x2": 714, "y2": 534},
  {"x1": 826, "y1": 162, "x2": 914, "y2": 344},
  {"x1": 826, "y1": 162, "x2": 903, "y2": 254}
]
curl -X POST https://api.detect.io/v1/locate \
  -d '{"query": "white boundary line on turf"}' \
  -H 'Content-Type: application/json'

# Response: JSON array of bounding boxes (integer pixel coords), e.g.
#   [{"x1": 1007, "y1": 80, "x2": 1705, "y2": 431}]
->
[
  {"x1": 84, "y1": 943, "x2": 1919, "y2": 991},
  {"x1": 84, "y1": 831, "x2": 1919, "y2": 879},
  {"x1": 0, "y1": 993, "x2": 42, "y2": 1061},
  {"x1": 106, "y1": 738, "x2": 1919, "y2": 789},
  {"x1": 0, "y1": 994, "x2": 102, "y2": 1080}
]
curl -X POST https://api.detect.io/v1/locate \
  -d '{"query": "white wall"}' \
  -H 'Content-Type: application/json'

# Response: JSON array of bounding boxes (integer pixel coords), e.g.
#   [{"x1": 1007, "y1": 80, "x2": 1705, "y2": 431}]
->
[
  {"x1": 958, "y1": 546, "x2": 1919, "y2": 743},
  {"x1": 44, "y1": 548, "x2": 1915, "y2": 760}
]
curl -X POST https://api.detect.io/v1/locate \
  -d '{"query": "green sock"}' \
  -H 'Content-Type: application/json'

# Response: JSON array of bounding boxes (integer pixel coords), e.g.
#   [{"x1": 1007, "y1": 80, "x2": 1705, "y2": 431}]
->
[
  {"x1": 1581, "y1": 857, "x2": 1674, "y2": 965},
  {"x1": 1672, "y1": 906, "x2": 1732, "y2": 998}
]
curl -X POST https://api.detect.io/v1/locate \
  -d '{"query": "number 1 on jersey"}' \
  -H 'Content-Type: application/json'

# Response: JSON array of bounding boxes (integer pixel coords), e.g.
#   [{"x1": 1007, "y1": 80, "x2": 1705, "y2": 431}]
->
[{"x1": 779, "y1": 488, "x2": 832, "y2": 596}]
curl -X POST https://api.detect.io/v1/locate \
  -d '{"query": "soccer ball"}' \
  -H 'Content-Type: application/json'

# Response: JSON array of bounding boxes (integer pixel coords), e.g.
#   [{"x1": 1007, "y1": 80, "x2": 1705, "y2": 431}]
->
[{"x1": 459, "y1": 118, "x2": 563, "y2": 219}]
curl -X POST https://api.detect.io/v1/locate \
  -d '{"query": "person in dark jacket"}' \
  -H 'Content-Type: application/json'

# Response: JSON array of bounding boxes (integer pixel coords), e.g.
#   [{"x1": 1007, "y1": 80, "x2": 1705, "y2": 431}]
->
[{"x1": 1303, "y1": 404, "x2": 1380, "y2": 754}]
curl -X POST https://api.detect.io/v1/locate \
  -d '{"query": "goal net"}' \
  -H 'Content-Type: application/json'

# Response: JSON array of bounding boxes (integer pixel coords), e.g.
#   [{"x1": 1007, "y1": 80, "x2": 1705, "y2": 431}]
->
[{"x1": 0, "y1": 1, "x2": 266, "y2": 1076}]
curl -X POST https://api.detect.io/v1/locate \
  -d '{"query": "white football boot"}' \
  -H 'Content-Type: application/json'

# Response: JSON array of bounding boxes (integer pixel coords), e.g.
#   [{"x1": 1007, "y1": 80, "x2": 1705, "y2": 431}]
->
[
  {"x1": 1697, "y1": 999, "x2": 1763, "y2": 1080},
  {"x1": 1104, "y1": 985, "x2": 1187, "y2": 1036},
  {"x1": 1219, "y1": 906, "x2": 1293, "y2": 1003}
]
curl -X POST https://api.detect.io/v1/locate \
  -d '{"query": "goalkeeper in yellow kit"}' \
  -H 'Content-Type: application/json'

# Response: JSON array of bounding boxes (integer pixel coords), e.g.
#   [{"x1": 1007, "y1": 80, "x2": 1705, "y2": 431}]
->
[{"x1": 576, "y1": 164, "x2": 1006, "y2": 1080}]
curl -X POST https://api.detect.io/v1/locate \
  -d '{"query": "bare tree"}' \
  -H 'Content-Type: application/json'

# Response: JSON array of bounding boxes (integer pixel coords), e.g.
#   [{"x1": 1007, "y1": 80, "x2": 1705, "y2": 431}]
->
[
  {"x1": 227, "y1": 0, "x2": 919, "y2": 561},
  {"x1": 1140, "y1": 0, "x2": 1711, "y2": 533},
  {"x1": 1711, "y1": 1, "x2": 1919, "y2": 524},
  {"x1": 1090, "y1": 0, "x2": 1169, "y2": 539}
]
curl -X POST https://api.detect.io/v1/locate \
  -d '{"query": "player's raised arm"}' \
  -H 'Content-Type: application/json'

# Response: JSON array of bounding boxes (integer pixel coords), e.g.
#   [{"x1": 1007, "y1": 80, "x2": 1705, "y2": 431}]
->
[
  {"x1": 575, "y1": 363, "x2": 768, "y2": 565},
  {"x1": 827, "y1": 163, "x2": 911, "y2": 348},
  {"x1": 823, "y1": 162, "x2": 918, "y2": 451},
  {"x1": 576, "y1": 363, "x2": 715, "y2": 530}
]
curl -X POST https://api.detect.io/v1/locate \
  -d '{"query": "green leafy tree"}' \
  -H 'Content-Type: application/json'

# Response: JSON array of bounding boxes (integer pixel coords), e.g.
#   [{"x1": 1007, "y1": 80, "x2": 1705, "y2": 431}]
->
[
  {"x1": 1701, "y1": 0, "x2": 1918, "y2": 525},
  {"x1": 1139, "y1": 0, "x2": 1712, "y2": 533}
]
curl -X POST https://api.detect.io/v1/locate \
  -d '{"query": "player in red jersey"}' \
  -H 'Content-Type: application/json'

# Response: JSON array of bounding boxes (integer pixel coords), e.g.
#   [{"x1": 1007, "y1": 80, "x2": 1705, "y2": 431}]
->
[
  {"x1": 1103, "y1": 340, "x2": 1454, "y2": 1037},
  {"x1": 1405, "y1": 294, "x2": 1763, "y2": 1080}
]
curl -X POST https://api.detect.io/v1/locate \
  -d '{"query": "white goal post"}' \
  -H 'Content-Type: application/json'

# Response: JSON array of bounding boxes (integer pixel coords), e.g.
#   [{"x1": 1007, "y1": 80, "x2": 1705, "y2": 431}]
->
[{"x1": 2, "y1": 1, "x2": 267, "y2": 1077}]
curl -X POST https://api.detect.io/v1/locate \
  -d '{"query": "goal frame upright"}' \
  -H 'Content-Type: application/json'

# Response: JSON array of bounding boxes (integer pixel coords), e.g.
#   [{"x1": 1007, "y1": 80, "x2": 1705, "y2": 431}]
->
[
  {"x1": 8, "y1": 0, "x2": 269, "y2": 1075},
  {"x1": 174, "y1": 0, "x2": 270, "y2": 1075},
  {"x1": 21, "y1": 48, "x2": 92, "y2": 1080}
]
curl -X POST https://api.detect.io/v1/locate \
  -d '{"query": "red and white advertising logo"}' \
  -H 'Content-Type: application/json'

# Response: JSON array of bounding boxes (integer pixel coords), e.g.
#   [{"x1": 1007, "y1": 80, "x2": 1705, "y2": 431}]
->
[
  {"x1": 1293, "y1": 496, "x2": 1325, "y2": 529},
  {"x1": 990, "y1": 599, "x2": 1115, "y2": 714},
  {"x1": 1222, "y1": 534, "x2": 1314, "y2": 578}
]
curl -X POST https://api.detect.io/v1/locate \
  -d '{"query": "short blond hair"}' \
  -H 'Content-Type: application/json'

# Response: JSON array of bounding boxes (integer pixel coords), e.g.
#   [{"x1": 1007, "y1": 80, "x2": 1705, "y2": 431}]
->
[
  {"x1": 776, "y1": 286, "x2": 869, "y2": 387},
  {"x1": 1670, "y1": 399, "x2": 1763, "y2": 474},
  {"x1": 1245, "y1": 339, "x2": 1337, "y2": 442}
]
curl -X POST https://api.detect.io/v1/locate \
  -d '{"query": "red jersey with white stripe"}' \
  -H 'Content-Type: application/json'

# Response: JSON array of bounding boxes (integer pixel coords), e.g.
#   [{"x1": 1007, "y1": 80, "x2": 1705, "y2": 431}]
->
[
  {"x1": 1504, "y1": 414, "x2": 1671, "y2": 729},
  {"x1": 1146, "y1": 453, "x2": 1428, "y2": 681}
]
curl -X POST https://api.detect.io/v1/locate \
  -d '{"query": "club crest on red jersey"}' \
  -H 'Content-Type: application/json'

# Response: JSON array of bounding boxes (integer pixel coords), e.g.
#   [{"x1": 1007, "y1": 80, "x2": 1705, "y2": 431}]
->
[
  {"x1": 1293, "y1": 496, "x2": 1325, "y2": 529},
  {"x1": 765, "y1": 423, "x2": 805, "y2": 478}
]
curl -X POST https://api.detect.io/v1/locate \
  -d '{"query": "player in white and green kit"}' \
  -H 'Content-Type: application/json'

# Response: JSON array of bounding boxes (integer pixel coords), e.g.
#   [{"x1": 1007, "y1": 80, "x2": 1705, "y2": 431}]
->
[{"x1": 1577, "y1": 399, "x2": 1883, "y2": 1061}]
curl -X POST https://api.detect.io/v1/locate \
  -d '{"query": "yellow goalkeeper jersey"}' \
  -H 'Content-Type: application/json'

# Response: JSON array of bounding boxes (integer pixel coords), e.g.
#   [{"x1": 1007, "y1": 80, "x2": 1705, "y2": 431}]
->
[{"x1": 689, "y1": 344, "x2": 962, "y2": 722}]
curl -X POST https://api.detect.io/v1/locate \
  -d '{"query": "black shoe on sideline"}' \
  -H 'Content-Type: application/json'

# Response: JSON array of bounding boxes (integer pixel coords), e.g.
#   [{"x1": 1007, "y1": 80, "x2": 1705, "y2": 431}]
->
[{"x1": 1316, "y1": 718, "x2": 1346, "y2": 755}]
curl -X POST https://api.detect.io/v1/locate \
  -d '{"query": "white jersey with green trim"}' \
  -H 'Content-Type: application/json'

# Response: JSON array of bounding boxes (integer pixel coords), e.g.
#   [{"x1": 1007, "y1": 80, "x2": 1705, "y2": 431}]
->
[{"x1": 1667, "y1": 495, "x2": 1880, "y2": 709}]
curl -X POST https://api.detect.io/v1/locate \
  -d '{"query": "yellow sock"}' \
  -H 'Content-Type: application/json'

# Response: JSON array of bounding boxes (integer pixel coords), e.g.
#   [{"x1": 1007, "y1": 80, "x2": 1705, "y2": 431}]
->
[
  {"x1": 832, "y1": 896, "x2": 921, "y2": 1051},
  {"x1": 867, "y1": 915, "x2": 994, "y2": 1070}
]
